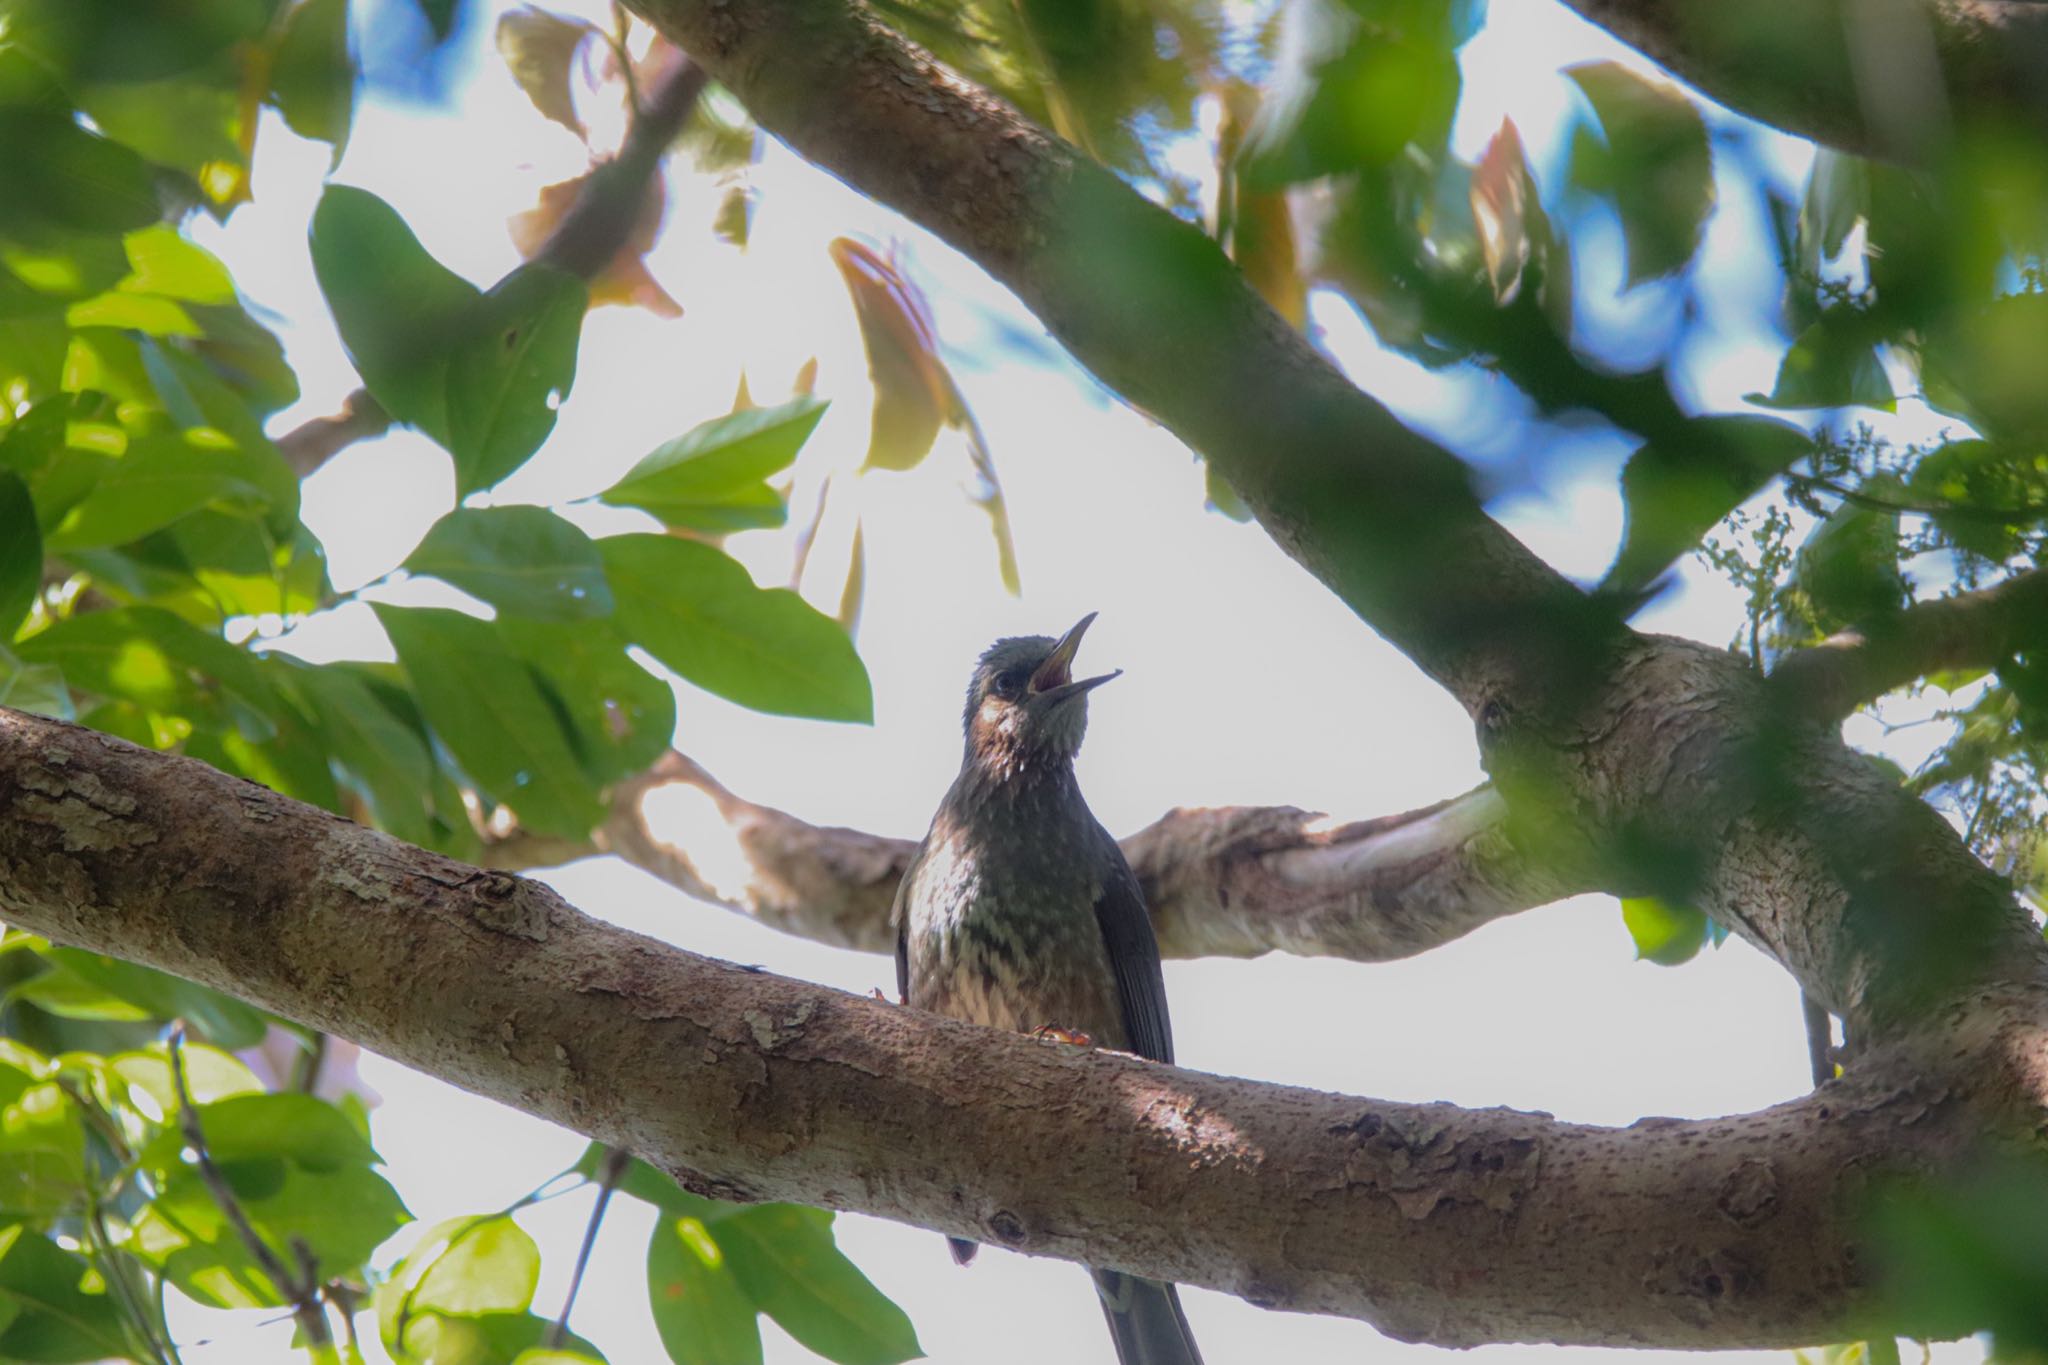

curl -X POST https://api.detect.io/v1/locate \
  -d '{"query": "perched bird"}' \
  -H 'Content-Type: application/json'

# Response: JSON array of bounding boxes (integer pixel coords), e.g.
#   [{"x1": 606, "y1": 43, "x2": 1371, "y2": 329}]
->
[{"x1": 894, "y1": 613, "x2": 1203, "y2": 1365}]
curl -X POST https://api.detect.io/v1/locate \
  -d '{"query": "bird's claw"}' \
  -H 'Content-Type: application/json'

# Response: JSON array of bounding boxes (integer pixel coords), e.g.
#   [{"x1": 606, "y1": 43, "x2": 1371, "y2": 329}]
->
[
  {"x1": 869, "y1": 988, "x2": 906, "y2": 1006},
  {"x1": 1030, "y1": 1025, "x2": 1094, "y2": 1046}
]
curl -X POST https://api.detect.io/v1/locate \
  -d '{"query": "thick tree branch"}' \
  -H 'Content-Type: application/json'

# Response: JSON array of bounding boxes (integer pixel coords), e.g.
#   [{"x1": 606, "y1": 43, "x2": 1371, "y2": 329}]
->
[
  {"x1": 273, "y1": 53, "x2": 711, "y2": 479},
  {"x1": 1769, "y1": 566, "x2": 2048, "y2": 720},
  {"x1": 1557, "y1": 0, "x2": 2048, "y2": 162},
  {"x1": 482, "y1": 753, "x2": 1594, "y2": 963},
  {"x1": 621, "y1": 0, "x2": 1611, "y2": 717},
  {"x1": 4, "y1": 706, "x2": 2044, "y2": 1349}
]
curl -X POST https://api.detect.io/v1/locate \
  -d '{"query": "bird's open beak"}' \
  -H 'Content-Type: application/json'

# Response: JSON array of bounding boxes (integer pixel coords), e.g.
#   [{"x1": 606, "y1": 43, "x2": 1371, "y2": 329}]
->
[{"x1": 1030, "y1": 612, "x2": 1121, "y2": 704}]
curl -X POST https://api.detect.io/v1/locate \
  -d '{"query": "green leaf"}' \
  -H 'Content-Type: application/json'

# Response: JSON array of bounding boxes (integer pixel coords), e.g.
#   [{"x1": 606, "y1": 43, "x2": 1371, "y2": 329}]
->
[
  {"x1": 1620, "y1": 896, "x2": 1710, "y2": 966},
  {"x1": 572, "y1": 1142, "x2": 726, "y2": 1220},
  {"x1": 271, "y1": 0, "x2": 356, "y2": 156},
  {"x1": 1566, "y1": 62, "x2": 1714, "y2": 286},
  {"x1": 37, "y1": 946, "x2": 268, "y2": 1048},
  {"x1": 0, "y1": 1225, "x2": 132, "y2": 1363},
  {"x1": 1239, "y1": 12, "x2": 1463, "y2": 187},
  {"x1": 310, "y1": 186, "x2": 481, "y2": 444},
  {"x1": 0, "y1": 108, "x2": 159, "y2": 235},
  {"x1": 118, "y1": 224, "x2": 237, "y2": 305},
  {"x1": 445, "y1": 265, "x2": 587, "y2": 493},
  {"x1": 12, "y1": 0, "x2": 278, "y2": 83},
  {"x1": 600, "y1": 534, "x2": 873, "y2": 722},
  {"x1": 388, "y1": 1215, "x2": 541, "y2": 1320},
  {"x1": 1604, "y1": 416, "x2": 1812, "y2": 593},
  {"x1": 42, "y1": 431, "x2": 255, "y2": 551},
  {"x1": 1750, "y1": 319, "x2": 1895, "y2": 412},
  {"x1": 648, "y1": 1216, "x2": 763, "y2": 1365},
  {"x1": 111, "y1": 1042, "x2": 264, "y2": 1112},
  {"x1": 0, "y1": 471, "x2": 39, "y2": 638},
  {"x1": 0, "y1": 649, "x2": 70, "y2": 720},
  {"x1": 374, "y1": 604, "x2": 605, "y2": 837},
  {"x1": 1798, "y1": 498, "x2": 1906, "y2": 628},
  {"x1": 0, "y1": 1080, "x2": 86, "y2": 1219},
  {"x1": 133, "y1": 1161, "x2": 408, "y2": 1309},
  {"x1": 276, "y1": 660, "x2": 438, "y2": 845},
  {"x1": 711, "y1": 1206, "x2": 919, "y2": 1365},
  {"x1": 383, "y1": 1308, "x2": 602, "y2": 1365},
  {"x1": 405, "y1": 506, "x2": 612, "y2": 621},
  {"x1": 496, "y1": 617, "x2": 675, "y2": 785},
  {"x1": 130, "y1": 1093, "x2": 403, "y2": 1307},
  {"x1": 0, "y1": 235, "x2": 129, "y2": 309},
  {"x1": 596, "y1": 397, "x2": 825, "y2": 533}
]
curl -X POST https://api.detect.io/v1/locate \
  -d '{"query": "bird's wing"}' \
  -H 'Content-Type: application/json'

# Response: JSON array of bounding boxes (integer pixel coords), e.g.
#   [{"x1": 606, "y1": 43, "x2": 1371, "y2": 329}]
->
[{"x1": 1092, "y1": 824, "x2": 1173, "y2": 1065}]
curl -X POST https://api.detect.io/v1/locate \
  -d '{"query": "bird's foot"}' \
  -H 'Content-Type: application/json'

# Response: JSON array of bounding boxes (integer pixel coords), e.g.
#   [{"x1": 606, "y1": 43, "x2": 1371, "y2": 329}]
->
[
  {"x1": 869, "y1": 988, "x2": 906, "y2": 1006},
  {"x1": 1030, "y1": 1024, "x2": 1094, "y2": 1047}
]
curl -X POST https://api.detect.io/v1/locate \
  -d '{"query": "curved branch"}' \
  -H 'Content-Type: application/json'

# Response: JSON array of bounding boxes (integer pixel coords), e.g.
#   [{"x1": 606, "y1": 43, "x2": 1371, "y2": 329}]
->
[
  {"x1": 621, "y1": 0, "x2": 1607, "y2": 715},
  {"x1": 3, "y1": 706, "x2": 2040, "y2": 1350},
  {"x1": 1557, "y1": 0, "x2": 2048, "y2": 162},
  {"x1": 273, "y1": 54, "x2": 711, "y2": 479},
  {"x1": 1769, "y1": 566, "x2": 2048, "y2": 720},
  {"x1": 484, "y1": 753, "x2": 1592, "y2": 963}
]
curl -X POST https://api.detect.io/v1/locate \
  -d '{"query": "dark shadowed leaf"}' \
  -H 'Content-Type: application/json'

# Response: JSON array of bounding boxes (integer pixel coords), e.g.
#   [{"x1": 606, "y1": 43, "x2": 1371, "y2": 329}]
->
[
  {"x1": 310, "y1": 186, "x2": 480, "y2": 444},
  {"x1": 597, "y1": 397, "x2": 824, "y2": 532},
  {"x1": 1750, "y1": 318, "x2": 1895, "y2": 412},
  {"x1": 0, "y1": 109, "x2": 160, "y2": 236},
  {"x1": 711, "y1": 1206, "x2": 919, "y2": 1365},
  {"x1": 648, "y1": 1216, "x2": 763, "y2": 1365},
  {"x1": 0, "y1": 471, "x2": 38, "y2": 637},
  {"x1": 572, "y1": 1142, "x2": 727, "y2": 1219},
  {"x1": 1566, "y1": 62, "x2": 1714, "y2": 286},
  {"x1": 1605, "y1": 416, "x2": 1812, "y2": 593},
  {"x1": 445, "y1": 265, "x2": 587, "y2": 493},
  {"x1": 41, "y1": 432, "x2": 256, "y2": 552},
  {"x1": 600, "y1": 534, "x2": 872, "y2": 722},
  {"x1": 405, "y1": 506, "x2": 611, "y2": 621},
  {"x1": 270, "y1": 0, "x2": 356, "y2": 157},
  {"x1": 275, "y1": 659, "x2": 438, "y2": 844},
  {"x1": 1799, "y1": 149, "x2": 1867, "y2": 265},
  {"x1": 374, "y1": 604, "x2": 604, "y2": 836}
]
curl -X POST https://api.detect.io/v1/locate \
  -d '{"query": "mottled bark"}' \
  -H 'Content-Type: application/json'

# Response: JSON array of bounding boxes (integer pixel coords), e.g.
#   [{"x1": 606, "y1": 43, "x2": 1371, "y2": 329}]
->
[{"x1": 4, "y1": 707, "x2": 2043, "y2": 1349}]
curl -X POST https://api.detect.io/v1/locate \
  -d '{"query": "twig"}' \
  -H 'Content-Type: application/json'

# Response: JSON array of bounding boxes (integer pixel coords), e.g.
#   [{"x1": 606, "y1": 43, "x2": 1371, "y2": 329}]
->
[
  {"x1": 169, "y1": 1024, "x2": 333, "y2": 1355},
  {"x1": 273, "y1": 52, "x2": 711, "y2": 479},
  {"x1": 85, "y1": 1199, "x2": 174, "y2": 1365},
  {"x1": 546, "y1": 1145, "x2": 632, "y2": 1349}
]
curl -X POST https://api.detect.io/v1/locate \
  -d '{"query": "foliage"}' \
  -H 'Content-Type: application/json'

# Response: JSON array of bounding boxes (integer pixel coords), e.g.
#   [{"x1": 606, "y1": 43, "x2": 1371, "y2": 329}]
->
[{"x1": 1, "y1": 0, "x2": 2046, "y2": 1357}]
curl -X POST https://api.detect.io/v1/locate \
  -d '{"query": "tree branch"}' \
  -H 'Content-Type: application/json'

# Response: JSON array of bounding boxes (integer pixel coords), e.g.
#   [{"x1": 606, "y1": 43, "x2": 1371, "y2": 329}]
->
[
  {"x1": 1556, "y1": 0, "x2": 2048, "y2": 163},
  {"x1": 481, "y1": 752, "x2": 1594, "y2": 964},
  {"x1": 272, "y1": 53, "x2": 711, "y2": 479},
  {"x1": 1769, "y1": 566, "x2": 2048, "y2": 720},
  {"x1": 3, "y1": 705, "x2": 2042, "y2": 1349}
]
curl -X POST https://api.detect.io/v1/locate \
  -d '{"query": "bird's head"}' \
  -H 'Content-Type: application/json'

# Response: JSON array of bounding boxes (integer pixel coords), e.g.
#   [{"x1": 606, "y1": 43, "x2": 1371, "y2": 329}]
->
[{"x1": 962, "y1": 613, "x2": 1121, "y2": 775}]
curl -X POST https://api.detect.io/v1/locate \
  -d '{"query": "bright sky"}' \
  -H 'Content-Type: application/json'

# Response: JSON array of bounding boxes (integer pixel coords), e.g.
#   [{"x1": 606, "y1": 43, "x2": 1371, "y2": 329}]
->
[{"x1": 174, "y1": 2, "x2": 1987, "y2": 1361}]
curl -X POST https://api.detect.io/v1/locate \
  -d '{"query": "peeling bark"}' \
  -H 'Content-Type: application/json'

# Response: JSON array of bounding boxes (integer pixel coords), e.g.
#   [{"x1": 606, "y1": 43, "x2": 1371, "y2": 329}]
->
[{"x1": 2, "y1": 707, "x2": 2042, "y2": 1349}]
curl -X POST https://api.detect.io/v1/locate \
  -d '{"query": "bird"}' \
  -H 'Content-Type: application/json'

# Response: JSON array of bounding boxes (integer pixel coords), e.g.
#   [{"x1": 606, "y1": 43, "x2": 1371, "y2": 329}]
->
[{"x1": 893, "y1": 612, "x2": 1204, "y2": 1365}]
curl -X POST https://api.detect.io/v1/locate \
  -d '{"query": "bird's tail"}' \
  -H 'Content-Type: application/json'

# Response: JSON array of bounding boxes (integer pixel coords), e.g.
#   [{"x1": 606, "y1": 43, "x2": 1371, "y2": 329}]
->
[{"x1": 1092, "y1": 1270, "x2": 1204, "y2": 1365}]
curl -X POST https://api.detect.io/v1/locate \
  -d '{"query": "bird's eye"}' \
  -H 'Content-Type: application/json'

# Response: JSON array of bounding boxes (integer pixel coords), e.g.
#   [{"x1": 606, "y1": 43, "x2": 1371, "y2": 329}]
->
[{"x1": 994, "y1": 669, "x2": 1028, "y2": 699}]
